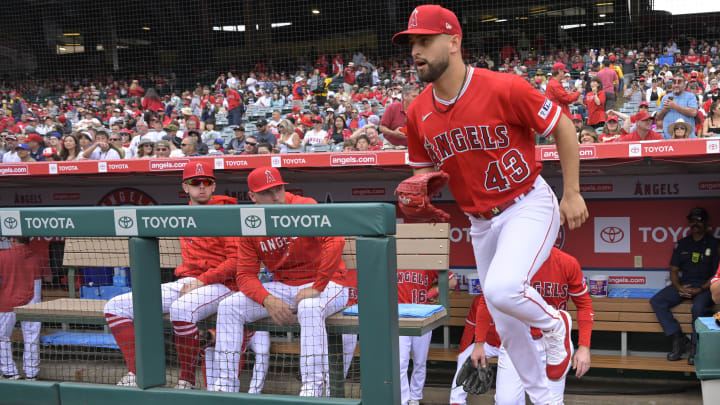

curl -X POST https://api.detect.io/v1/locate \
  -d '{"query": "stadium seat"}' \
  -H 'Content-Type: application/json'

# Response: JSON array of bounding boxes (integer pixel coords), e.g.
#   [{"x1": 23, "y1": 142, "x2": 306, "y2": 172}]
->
[
  {"x1": 309, "y1": 143, "x2": 330, "y2": 153},
  {"x1": 331, "y1": 143, "x2": 344, "y2": 152}
]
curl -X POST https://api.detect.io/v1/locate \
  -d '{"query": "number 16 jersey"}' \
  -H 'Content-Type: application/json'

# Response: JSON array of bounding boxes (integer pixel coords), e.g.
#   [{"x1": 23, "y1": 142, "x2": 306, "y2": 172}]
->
[{"x1": 406, "y1": 67, "x2": 562, "y2": 215}]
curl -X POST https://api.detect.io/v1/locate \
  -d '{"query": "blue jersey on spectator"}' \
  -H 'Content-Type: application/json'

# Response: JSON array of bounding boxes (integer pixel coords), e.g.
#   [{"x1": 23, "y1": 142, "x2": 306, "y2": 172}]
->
[{"x1": 660, "y1": 91, "x2": 698, "y2": 139}]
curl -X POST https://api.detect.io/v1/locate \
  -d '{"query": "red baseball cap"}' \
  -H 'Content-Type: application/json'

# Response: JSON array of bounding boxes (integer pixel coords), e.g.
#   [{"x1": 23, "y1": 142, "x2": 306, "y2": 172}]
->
[
  {"x1": 639, "y1": 101, "x2": 649, "y2": 107},
  {"x1": 552, "y1": 62, "x2": 568, "y2": 73},
  {"x1": 632, "y1": 111, "x2": 653, "y2": 122},
  {"x1": 25, "y1": 133, "x2": 43, "y2": 143},
  {"x1": 570, "y1": 113, "x2": 583, "y2": 121},
  {"x1": 392, "y1": 5, "x2": 462, "y2": 45},
  {"x1": 301, "y1": 116, "x2": 313, "y2": 127},
  {"x1": 292, "y1": 105, "x2": 302, "y2": 112},
  {"x1": 606, "y1": 115, "x2": 619, "y2": 122},
  {"x1": 182, "y1": 160, "x2": 215, "y2": 181},
  {"x1": 247, "y1": 167, "x2": 288, "y2": 192},
  {"x1": 42, "y1": 147, "x2": 57, "y2": 157},
  {"x1": 609, "y1": 55, "x2": 616, "y2": 62}
]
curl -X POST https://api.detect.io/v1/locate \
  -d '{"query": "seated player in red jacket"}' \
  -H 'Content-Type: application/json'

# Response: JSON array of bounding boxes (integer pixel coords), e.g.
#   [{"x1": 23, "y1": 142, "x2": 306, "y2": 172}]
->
[
  {"x1": 104, "y1": 161, "x2": 245, "y2": 389},
  {"x1": 209, "y1": 167, "x2": 348, "y2": 397}
]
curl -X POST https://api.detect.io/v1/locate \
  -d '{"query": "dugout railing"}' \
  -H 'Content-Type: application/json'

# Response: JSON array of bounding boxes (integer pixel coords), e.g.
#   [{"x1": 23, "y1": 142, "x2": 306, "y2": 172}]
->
[{"x1": 0, "y1": 203, "x2": 416, "y2": 405}]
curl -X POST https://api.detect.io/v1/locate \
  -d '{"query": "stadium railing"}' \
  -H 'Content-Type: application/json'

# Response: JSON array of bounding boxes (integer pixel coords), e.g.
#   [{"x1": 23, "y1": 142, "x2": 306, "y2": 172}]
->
[{"x1": 0, "y1": 203, "x2": 449, "y2": 404}]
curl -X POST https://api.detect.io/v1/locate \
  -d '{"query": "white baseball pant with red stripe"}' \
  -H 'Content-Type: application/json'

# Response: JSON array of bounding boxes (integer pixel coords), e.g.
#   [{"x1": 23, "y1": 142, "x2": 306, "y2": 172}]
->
[
  {"x1": 0, "y1": 280, "x2": 41, "y2": 379},
  {"x1": 210, "y1": 281, "x2": 348, "y2": 397},
  {"x1": 204, "y1": 330, "x2": 270, "y2": 393},
  {"x1": 469, "y1": 175, "x2": 561, "y2": 404}
]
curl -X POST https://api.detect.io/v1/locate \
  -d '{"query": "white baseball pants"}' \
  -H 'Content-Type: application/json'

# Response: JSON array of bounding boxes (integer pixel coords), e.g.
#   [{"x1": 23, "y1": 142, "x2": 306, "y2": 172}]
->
[
  {"x1": 204, "y1": 330, "x2": 270, "y2": 393},
  {"x1": 210, "y1": 281, "x2": 347, "y2": 396},
  {"x1": 469, "y1": 175, "x2": 561, "y2": 404},
  {"x1": 103, "y1": 277, "x2": 232, "y2": 324},
  {"x1": 494, "y1": 341, "x2": 569, "y2": 405},
  {"x1": 0, "y1": 280, "x2": 41, "y2": 378},
  {"x1": 399, "y1": 331, "x2": 432, "y2": 405},
  {"x1": 449, "y1": 343, "x2": 500, "y2": 405}
]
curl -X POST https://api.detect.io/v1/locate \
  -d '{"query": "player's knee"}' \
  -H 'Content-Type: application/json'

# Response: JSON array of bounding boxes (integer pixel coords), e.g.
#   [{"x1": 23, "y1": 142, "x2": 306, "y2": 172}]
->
[
  {"x1": 169, "y1": 302, "x2": 194, "y2": 324},
  {"x1": 217, "y1": 294, "x2": 246, "y2": 320},
  {"x1": 297, "y1": 299, "x2": 322, "y2": 321}
]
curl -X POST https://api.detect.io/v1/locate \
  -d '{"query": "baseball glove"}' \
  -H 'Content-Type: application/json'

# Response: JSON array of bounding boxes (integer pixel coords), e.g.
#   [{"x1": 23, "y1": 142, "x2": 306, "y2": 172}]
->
[
  {"x1": 456, "y1": 356, "x2": 494, "y2": 395},
  {"x1": 395, "y1": 171, "x2": 451, "y2": 223}
]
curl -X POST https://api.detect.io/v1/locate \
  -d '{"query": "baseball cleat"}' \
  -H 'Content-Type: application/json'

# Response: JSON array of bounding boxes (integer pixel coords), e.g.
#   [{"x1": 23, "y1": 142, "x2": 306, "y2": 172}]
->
[
  {"x1": 175, "y1": 379, "x2": 194, "y2": 390},
  {"x1": 116, "y1": 371, "x2": 137, "y2": 387},
  {"x1": 25, "y1": 377, "x2": 37, "y2": 381},
  {"x1": 543, "y1": 310, "x2": 572, "y2": 380},
  {"x1": 2, "y1": 374, "x2": 21, "y2": 380}
]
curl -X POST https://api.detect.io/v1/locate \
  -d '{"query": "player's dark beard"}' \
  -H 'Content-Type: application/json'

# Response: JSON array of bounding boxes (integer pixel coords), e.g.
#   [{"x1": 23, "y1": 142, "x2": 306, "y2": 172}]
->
[{"x1": 418, "y1": 54, "x2": 450, "y2": 83}]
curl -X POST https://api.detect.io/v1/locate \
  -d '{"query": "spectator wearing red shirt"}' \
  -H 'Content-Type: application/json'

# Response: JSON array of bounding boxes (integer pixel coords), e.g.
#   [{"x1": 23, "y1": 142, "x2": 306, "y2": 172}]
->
[
  {"x1": 332, "y1": 53, "x2": 343, "y2": 76},
  {"x1": 546, "y1": 63, "x2": 580, "y2": 118},
  {"x1": 141, "y1": 88, "x2": 164, "y2": 113},
  {"x1": 127, "y1": 80, "x2": 145, "y2": 98},
  {"x1": 343, "y1": 62, "x2": 356, "y2": 94},
  {"x1": 596, "y1": 60, "x2": 618, "y2": 110},
  {"x1": 379, "y1": 85, "x2": 420, "y2": 147},
  {"x1": 617, "y1": 111, "x2": 663, "y2": 141},
  {"x1": 584, "y1": 77, "x2": 607, "y2": 128},
  {"x1": 684, "y1": 49, "x2": 701, "y2": 65},
  {"x1": 223, "y1": 84, "x2": 243, "y2": 126}
]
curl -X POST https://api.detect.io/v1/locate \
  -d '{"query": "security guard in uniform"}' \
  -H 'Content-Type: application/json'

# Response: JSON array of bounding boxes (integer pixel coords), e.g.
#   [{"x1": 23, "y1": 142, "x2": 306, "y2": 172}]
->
[{"x1": 650, "y1": 207, "x2": 719, "y2": 365}]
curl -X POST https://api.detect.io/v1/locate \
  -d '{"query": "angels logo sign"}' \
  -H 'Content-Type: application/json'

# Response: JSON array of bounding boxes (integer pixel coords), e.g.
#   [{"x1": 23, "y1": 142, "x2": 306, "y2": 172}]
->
[
  {"x1": 194, "y1": 163, "x2": 205, "y2": 176},
  {"x1": 409, "y1": 8, "x2": 418, "y2": 29},
  {"x1": 265, "y1": 169, "x2": 276, "y2": 184},
  {"x1": 99, "y1": 188, "x2": 157, "y2": 206}
]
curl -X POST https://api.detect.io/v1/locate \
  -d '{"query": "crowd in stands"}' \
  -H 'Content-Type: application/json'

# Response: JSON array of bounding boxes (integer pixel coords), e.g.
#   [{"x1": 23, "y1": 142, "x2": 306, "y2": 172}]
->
[{"x1": 2, "y1": 38, "x2": 720, "y2": 163}]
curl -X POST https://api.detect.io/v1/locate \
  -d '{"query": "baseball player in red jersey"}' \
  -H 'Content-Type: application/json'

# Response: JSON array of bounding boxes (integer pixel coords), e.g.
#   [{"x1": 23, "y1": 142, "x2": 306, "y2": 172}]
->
[
  {"x1": 398, "y1": 269, "x2": 456, "y2": 405},
  {"x1": 210, "y1": 167, "x2": 348, "y2": 396},
  {"x1": 394, "y1": 6, "x2": 588, "y2": 404},
  {"x1": 450, "y1": 248, "x2": 594, "y2": 404},
  {"x1": 0, "y1": 237, "x2": 44, "y2": 380},
  {"x1": 104, "y1": 161, "x2": 243, "y2": 389},
  {"x1": 710, "y1": 264, "x2": 720, "y2": 304}
]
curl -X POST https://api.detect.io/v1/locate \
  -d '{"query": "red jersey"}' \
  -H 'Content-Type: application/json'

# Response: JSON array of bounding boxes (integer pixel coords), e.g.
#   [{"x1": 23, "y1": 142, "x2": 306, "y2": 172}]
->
[
  {"x1": 396, "y1": 270, "x2": 454, "y2": 304},
  {"x1": 467, "y1": 248, "x2": 594, "y2": 349},
  {"x1": 617, "y1": 129, "x2": 663, "y2": 142},
  {"x1": 407, "y1": 68, "x2": 562, "y2": 215},
  {"x1": 235, "y1": 193, "x2": 347, "y2": 305},
  {"x1": 585, "y1": 91, "x2": 607, "y2": 125},
  {"x1": 711, "y1": 265, "x2": 720, "y2": 285},
  {"x1": 530, "y1": 247, "x2": 593, "y2": 347},
  {"x1": 225, "y1": 89, "x2": 241, "y2": 111},
  {"x1": 545, "y1": 78, "x2": 579, "y2": 118},
  {"x1": 0, "y1": 244, "x2": 44, "y2": 312},
  {"x1": 459, "y1": 294, "x2": 501, "y2": 353},
  {"x1": 175, "y1": 195, "x2": 241, "y2": 290}
]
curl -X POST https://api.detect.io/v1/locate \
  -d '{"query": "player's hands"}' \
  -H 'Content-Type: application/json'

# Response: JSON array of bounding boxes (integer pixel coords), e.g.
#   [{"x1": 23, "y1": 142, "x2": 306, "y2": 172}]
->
[
  {"x1": 470, "y1": 342, "x2": 487, "y2": 368},
  {"x1": 559, "y1": 191, "x2": 589, "y2": 230},
  {"x1": 263, "y1": 295, "x2": 296, "y2": 325},
  {"x1": 179, "y1": 278, "x2": 205, "y2": 298},
  {"x1": 572, "y1": 345, "x2": 591, "y2": 378},
  {"x1": 295, "y1": 286, "x2": 322, "y2": 307}
]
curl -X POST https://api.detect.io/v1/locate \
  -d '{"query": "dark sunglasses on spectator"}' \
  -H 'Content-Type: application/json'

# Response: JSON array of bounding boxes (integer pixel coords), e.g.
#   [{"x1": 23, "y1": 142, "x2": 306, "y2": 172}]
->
[
  {"x1": 181, "y1": 143, "x2": 191, "y2": 146},
  {"x1": 155, "y1": 147, "x2": 168, "y2": 151},
  {"x1": 109, "y1": 138, "x2": 120, "y2": 141},
  {"x1": 144, "y1": 144, "x2": 154, "y2": 147},
  {"x1": 186, "y1": 178, "x2": 215, "y2": 187},
  {"x1": 245, "y1": 141, "x2": 257, "y2": 146}
]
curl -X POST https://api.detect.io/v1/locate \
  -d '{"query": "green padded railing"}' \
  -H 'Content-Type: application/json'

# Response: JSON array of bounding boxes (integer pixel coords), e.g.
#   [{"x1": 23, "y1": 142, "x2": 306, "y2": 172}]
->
[{"x1": 0, "y1": 204, "x2": 400, "y2": 405}]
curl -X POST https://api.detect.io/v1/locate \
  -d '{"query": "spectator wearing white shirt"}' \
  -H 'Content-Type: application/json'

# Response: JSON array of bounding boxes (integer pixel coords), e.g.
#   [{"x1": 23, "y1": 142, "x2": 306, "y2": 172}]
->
[
  {"x1": 108, "y1": 108, "x2": 125, "y2": 126},
  {"x1": 227, "y1": 72, "x2": 239, "y2": 90},
  {"x1": 1, "y1": 132, "x2": 19, "y2": 163},
  {"x1": 254, "y1": 89, "x2": 272, "y2": 107},
  {"x1": 245, "y1": 72, "x2": 258, "y2": 94},
  {"x1": 145, "y1": 119, "x2": 167, "y2": 141},
  {"x1": 302, "y1": 116, "x2": 328, "y2": 146},
  {"x1": 82, "y1": 129, "x2": 122, "y2": 160}
]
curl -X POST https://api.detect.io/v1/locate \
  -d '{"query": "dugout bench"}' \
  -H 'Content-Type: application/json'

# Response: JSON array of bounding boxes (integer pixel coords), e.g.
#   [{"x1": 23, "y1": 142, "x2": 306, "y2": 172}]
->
[{"x1": 14, "y1": 223, "x2": 452, "y2": 397}]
